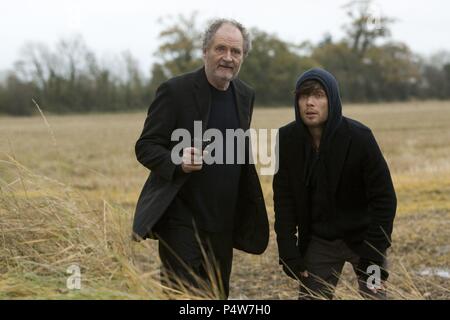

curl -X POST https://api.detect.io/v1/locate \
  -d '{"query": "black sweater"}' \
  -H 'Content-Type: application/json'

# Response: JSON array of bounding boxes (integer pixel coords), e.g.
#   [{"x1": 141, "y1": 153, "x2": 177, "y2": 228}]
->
[{"x1": 177, "y1": 84, "x2": 242, "y2": 232}]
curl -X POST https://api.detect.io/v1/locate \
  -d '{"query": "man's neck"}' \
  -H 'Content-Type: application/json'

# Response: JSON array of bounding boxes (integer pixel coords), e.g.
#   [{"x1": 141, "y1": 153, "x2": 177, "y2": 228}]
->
[
  {"x1": 308, "y1": 127, "x2": 323, "y2": 151},
  {"x1": 206, "y1": 75, "x2": 231, "y2": 91}
]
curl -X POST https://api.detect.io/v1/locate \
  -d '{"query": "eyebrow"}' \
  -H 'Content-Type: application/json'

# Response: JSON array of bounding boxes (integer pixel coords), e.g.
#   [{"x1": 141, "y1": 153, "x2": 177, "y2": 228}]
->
[{"x1": 215, "y1": 43, "x2": 242, "y2": 51}]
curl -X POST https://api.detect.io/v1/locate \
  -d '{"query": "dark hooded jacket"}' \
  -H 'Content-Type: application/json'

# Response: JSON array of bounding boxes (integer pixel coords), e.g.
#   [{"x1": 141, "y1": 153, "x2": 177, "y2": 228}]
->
[{"x1": 273, "y1": 68, "x2": 397, "y2": 279}]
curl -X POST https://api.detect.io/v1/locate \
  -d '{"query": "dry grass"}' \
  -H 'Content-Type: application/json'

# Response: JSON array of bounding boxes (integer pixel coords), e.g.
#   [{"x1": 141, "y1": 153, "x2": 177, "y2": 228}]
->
[{"x1": 0, "y1": 100, "x2": 449, "y2": 299}]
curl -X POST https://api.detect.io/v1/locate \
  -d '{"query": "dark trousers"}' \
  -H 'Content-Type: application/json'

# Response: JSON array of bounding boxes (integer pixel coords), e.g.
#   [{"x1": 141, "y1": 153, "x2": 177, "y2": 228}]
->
[
  {"x1": 154, "y1": 208, "x2": 233, "y2": 299},
  {"x1": 299, "y1": 236, "x2": 387, "y2": 300}
]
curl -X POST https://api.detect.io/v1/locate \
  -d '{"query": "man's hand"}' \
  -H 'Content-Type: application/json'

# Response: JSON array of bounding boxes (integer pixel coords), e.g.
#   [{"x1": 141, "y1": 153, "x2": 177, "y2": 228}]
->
[
  {"x1": 181, "y1": 147, "x2": 207, "y2": 173},
  {"x1": 282, "y1": 259, "x2": 307, "y2": 280}
]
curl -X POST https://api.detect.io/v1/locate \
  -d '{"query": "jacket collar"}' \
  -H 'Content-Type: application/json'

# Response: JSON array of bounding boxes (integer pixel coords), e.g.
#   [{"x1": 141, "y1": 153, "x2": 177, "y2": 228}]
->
[{"x1": 326, "y1": 119, "x2": 351, "y2": 196}]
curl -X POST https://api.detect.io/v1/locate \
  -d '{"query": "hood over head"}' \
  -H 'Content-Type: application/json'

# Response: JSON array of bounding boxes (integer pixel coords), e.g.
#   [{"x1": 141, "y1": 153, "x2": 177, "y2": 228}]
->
[{"x1": 294, "y1": 68, "x2": 343, "y2": 147}]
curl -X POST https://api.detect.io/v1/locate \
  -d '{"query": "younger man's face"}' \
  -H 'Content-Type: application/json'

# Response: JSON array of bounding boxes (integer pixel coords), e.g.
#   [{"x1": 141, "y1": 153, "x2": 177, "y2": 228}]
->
[{"x1": 298, "y1": 87, "x2": 329, "y2": 129}]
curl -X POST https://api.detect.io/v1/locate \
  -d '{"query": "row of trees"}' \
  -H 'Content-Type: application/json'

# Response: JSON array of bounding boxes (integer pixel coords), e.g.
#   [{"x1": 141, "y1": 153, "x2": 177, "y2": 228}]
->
[
  {"x1": 0, "y1": 36, "x2": 152, "y2": 115},
  {"x1": 1, "y1": 2, "x2": 450, "y2": 116}
]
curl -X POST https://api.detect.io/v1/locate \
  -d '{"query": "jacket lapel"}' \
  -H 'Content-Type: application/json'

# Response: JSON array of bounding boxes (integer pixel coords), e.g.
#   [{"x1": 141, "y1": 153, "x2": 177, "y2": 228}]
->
[{"x1": 326, "y1": 120, "x2": 351, "y2": 196}]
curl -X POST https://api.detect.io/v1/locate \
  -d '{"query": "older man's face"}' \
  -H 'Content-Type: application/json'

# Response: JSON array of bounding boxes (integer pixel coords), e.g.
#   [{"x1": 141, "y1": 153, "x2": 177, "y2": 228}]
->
[{"x1": 203, "y1": 23, "x2": 244, "y2": 89}]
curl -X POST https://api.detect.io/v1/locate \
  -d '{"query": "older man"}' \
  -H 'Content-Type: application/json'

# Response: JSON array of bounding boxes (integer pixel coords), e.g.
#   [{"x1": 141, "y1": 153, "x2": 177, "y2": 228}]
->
[{"x1": 132, "y1": 19, "x2": 268, "y2": 299}]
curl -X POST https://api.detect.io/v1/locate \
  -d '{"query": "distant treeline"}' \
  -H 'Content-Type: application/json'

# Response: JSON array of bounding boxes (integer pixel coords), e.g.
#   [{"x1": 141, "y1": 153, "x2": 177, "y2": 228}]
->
[{"x1": 1, "y1": 3, "x2": 450, "y2": 116}]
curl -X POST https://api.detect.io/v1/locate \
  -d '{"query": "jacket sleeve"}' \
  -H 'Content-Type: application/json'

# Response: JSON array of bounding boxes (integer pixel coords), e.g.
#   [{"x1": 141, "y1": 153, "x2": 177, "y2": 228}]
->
[
  {"x1": 273, "y1": 129, "x2": 305, "y2": 275},
  {"x1": 360, "y1": 130, "x2": 397, "y2": 263},
  {"x1": 135, "y1": 81, "x2": 178, "y2": 181}
]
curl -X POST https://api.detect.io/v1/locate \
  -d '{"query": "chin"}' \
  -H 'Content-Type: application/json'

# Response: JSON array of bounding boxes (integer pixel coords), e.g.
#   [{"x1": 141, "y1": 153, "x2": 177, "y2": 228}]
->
[
  {"x1": 218, "y1": 70, "x2": 234, "y2": 77},
  {"x1": 304, "y1": 120, "x2": 320, "y2": 127},
  {"x1": 216, "y1": 74, "x2": 234, "y2": 83}
]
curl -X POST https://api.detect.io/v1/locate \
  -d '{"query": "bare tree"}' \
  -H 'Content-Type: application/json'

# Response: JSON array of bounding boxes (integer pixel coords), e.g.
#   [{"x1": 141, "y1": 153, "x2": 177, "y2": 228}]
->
[{"x1": 342, "y1": 0, "x2": 394, "y2": 57}]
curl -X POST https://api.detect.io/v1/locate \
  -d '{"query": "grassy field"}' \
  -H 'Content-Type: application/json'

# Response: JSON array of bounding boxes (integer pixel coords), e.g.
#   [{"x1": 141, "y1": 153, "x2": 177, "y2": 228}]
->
[{"x1": 0, "y1": 101, "x2": 449, "y2": 299}]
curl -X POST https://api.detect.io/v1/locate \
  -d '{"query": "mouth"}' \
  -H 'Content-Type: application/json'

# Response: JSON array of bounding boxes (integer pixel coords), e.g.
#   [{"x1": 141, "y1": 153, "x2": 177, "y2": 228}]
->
[{"x1": 218, "y1": 65, "x2": 234, "y2": 70}]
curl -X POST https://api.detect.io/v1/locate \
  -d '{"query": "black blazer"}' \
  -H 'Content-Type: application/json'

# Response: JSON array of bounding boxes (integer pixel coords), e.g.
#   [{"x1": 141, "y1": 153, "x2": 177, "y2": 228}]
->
[
  {"x1": 132, "y1": 67, "x2": 269, "y2": 255},
  {"x1": 273, "y1": 117, "x2": 397, "y2": 266}
]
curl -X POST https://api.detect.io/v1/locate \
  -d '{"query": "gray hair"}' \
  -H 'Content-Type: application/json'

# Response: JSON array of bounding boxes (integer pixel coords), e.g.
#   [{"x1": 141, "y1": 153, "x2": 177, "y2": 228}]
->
[{"x1": 202, "y1": 19, "x2": 252, "y2": 57}]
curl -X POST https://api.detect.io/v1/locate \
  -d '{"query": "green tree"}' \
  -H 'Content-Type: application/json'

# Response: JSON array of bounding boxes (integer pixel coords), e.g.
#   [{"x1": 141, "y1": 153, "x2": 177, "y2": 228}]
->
[
  {"x1": 240, "y1": 28, "x2": 317, "y2": 105},
  {"x1": 151, "y1": 13, "x2": 203, "y2": 84},
  {"x1": 312, "y1": 41, "x2": 365, "y2": 101}
]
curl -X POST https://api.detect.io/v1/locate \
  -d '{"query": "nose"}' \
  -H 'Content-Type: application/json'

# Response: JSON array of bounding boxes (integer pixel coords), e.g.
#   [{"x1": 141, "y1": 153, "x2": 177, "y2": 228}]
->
[
  {"x1": 306, "y1": 95, "x2": 314, "y2": 106},
  {"x1": 223, "y1": 49, "x2": 232, "y2": 61}
]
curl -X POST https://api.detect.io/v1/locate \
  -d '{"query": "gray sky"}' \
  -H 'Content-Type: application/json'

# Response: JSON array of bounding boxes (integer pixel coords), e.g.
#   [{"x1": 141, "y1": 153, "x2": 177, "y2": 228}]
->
[{"x1": 0, "y1": 0, "x2": 449, "y2": 72}]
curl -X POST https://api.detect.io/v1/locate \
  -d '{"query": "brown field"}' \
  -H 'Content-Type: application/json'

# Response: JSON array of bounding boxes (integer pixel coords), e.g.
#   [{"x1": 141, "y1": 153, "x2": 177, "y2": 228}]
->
[{"x1": 0, "y1": 100, "x2": 449, "y2": 299}]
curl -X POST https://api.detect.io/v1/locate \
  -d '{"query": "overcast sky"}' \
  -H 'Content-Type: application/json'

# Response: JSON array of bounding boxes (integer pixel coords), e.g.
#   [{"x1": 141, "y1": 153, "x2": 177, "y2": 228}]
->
[{"x1": 0, "y1": 0, "x2": 449, "y2": 72}]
